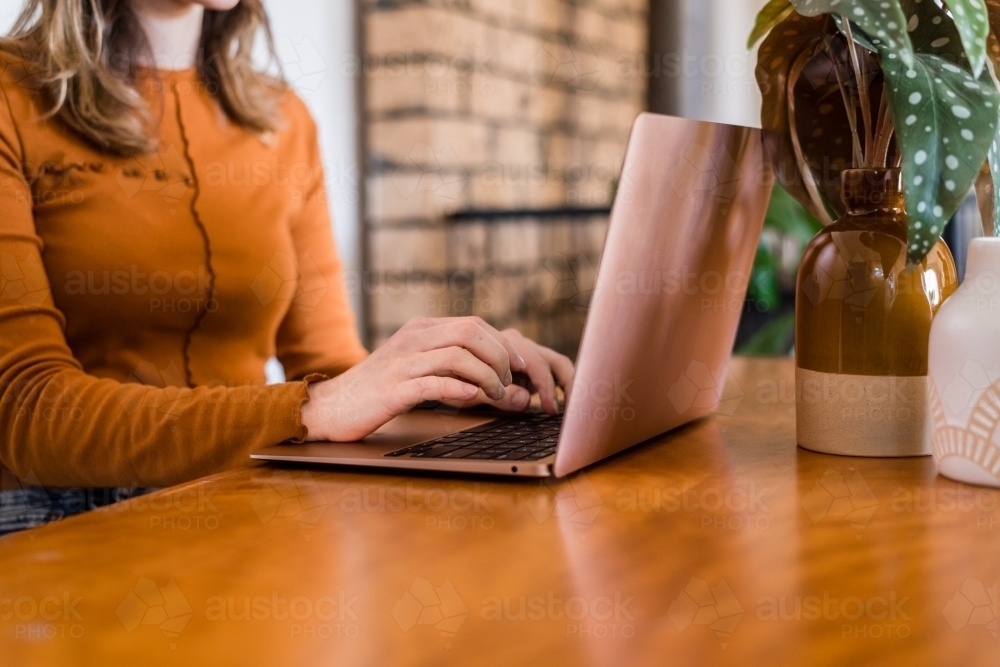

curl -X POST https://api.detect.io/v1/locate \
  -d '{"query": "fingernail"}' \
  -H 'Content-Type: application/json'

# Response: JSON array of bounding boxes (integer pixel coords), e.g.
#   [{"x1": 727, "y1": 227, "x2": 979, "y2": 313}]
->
[
  {"x1": 513, "y1": 389, "x2": 530, "y2": 410},
  {"x1": 495, "y1": 386, "x2": 506, "y2": 400},
  {"x1": 515, "y1": 353, "x2": 526, "y2": 370},
  {"x1": 504, "y1": 370, "x2": 512, "y2": 385}
]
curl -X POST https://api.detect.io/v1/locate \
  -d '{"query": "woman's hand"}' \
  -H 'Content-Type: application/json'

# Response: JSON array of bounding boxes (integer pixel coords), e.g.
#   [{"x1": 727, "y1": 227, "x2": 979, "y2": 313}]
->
[
  {"x1": 494, "y1": 328, "x2": 575, "y2": 414},
  {"x1": 300, "y1": 317, "x2": 575, "y2": 442}
]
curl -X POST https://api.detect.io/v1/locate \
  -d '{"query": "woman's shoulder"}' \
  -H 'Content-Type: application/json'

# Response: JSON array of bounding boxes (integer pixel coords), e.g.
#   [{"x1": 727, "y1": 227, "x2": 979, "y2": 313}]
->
[
  {"x1": 0, "y1": 46, "x2": 48, "y2": 155},
  {"x1": 271, "y1": 86, "x2": 322, "y2": 156},
  {"x1": 0, "y1": 44, "x2": 46, "y2": 117},
  {"x1": 275, "y1": 86, "x2": 318, "y2": 133}
]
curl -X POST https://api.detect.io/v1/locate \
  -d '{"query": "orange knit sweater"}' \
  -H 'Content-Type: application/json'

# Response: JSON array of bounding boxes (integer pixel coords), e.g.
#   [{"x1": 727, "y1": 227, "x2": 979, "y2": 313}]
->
[{"x1": 0, "y1": 56, "x2": 367, "y2": 488}]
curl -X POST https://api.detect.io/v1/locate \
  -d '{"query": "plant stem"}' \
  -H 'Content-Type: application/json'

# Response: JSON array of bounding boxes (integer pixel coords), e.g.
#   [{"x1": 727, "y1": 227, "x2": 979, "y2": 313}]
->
[
  {"x1": 788, "y1": 46, "x2": 835, "y2": 226},
  {"x1": 826, "y1": 35, "x2": 863, "y2": 167},
  {"x1": 870, "y1": 90, "x2": 885, "y2": 167},
  {"x1": 872, "y1": 93, "x2": 895, "y2": 168},
  {"x1": 841, "y1": 16, "x2": 872, "y2": 165}
]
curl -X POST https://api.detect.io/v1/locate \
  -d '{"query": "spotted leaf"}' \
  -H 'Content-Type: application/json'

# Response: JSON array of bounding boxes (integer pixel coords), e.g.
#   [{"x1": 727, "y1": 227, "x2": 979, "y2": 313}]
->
[
  {"x1": 881, "y1": 59, "x2": 998, "y2": 263},
  {"x1": 756, "y1": 12, "x2": 839, "y2": 222},
  {"x1": 791, "y1": 0, "x2": 914, "y2": 65},
  {"x1": 749, "y1": 0, "x2": 795, "y2": 48},
  {"x1": 941, "y1": 0, "x2": 990, "y2": 76},
  {"x1": 900, "y1": 0, "x2": 973, "y2": 65}
]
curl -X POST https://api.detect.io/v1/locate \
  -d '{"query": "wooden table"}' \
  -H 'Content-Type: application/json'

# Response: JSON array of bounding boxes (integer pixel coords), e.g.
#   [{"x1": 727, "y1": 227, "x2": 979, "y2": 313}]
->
[{"x1": 2, "y1": 357, "x2": 998, "y2": 666}]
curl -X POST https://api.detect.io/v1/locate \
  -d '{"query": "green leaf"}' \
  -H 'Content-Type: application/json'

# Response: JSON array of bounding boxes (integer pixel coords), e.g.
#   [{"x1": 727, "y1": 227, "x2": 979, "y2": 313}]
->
[
  {"x1": 941, "y1": 0, "x2": 990, "y2": 76},
  {"x1": 748, "y1": 0, "x2": 795, "y2": 49},
  {"x1": 881, "y1": 59, "x2": 999, "y2": 264},
  {"x1": 749, "y1": 245, "x2": 781, "y2": 311},
  {"x1": 791, "y1": 0, "x2": 914, "y2": 66},
  {"x1": 737, "y1": 313, "x2": 795, "y2": 356},
  {"x1": 899, "y1": 0, "x2": 971, "y2": 64},
  {"x1": 763, "y1": 182, "x2": 825, "y2": 242},
  {"x1": 879, "y1": 0, "x2": 999, "y2": 263}
]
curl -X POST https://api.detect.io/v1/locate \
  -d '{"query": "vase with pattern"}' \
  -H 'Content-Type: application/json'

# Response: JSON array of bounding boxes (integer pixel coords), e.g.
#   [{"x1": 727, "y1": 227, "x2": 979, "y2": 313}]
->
[
  {"x1": 795, "y1": 168, "x2": 957, "y2": 456},
  {"x1": 929, "y1": 237, "x2": 1000, "y2": 487}
]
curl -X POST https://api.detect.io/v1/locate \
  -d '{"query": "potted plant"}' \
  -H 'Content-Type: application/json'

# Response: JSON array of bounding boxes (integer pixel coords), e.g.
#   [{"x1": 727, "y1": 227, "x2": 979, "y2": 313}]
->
[{"x1": 749, "y1": 0, "x2": 1000, "y2": 456}]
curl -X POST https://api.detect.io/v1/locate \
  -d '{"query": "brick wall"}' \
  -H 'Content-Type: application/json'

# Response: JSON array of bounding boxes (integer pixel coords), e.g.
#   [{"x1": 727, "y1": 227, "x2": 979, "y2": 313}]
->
[{"x1": 362, "y1": 0, "x2": 649, "y2": 352}]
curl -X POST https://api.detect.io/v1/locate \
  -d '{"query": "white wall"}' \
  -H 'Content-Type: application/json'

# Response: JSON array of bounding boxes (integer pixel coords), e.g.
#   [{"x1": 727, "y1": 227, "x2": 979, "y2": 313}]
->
[
  {"x1": 262, "y1": 0, "x2": 362, "y2": 326},
  {"x1": 671, "y1": 0, "x2": 768, "y2": 128},
  {"x1": 0, "y1": 3, "x2": 19, "y2": 33}
]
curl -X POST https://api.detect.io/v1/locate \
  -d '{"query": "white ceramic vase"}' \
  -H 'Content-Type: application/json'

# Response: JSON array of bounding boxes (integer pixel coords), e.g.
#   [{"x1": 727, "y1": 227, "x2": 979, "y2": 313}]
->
[{"x1": 928, "y1": 237, "x2": 1000, "y2": 488}]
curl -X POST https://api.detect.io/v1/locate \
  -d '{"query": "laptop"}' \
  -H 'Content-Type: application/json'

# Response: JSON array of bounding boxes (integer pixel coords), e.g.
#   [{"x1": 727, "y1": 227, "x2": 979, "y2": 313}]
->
[{"x1": 252, "y1": 112, "x2": 772, "y2": 478}]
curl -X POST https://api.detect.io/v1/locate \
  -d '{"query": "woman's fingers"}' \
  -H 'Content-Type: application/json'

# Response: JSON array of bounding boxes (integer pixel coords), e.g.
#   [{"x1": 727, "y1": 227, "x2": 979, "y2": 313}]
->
[
  {"x1": 471, "y1": 318, "x2": 527, "y2": 371},
  {"x1": 526, "y1": 357, "x2": 559, "y2": 414},
  {"x1": 406, "y1": 317, "x2": 525, "y2": 372},
  {"x1": 391, "y1": 318, "x2": 575, "y2": 416},
  {"x1": 506, "y1": 332, "x2": 559, "y2": 414},
  {"x1": 409, "y1": 319, "x2": 517, "y2": 386},
  {"x1": 538, "y1": 346, "x2": 575, "y2": 399},
  {"x1": 405, "y1": 347, "x2": 508, "y2": 401},
  {"x1": 439, "y1": 383, "x2": 533, "y2": 412},
  {"x1": 480, "y1": 383, "x2": 532, "y2": 411},
  {"x1": 392, "y1": 375, "x2": 479, "y2": 409}
]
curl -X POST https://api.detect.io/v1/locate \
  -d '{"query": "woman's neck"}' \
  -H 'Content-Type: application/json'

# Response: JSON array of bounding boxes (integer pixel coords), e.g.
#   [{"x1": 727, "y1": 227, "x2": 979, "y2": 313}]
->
[{"x1": 130, "y1": 0, "x2": 204, "y2": 70}]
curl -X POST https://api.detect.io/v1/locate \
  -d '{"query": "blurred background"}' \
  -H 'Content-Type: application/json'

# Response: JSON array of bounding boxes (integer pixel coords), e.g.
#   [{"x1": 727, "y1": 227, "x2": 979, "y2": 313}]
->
[{"x1": 0, "y1": 0, "x2": 985, "y2": 366}]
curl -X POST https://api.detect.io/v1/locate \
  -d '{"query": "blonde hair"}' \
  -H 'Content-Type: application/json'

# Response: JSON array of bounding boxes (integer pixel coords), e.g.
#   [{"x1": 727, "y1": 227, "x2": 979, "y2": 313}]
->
[{"x1": 1, "y1": 0, "x2": 285, "y2": 155}]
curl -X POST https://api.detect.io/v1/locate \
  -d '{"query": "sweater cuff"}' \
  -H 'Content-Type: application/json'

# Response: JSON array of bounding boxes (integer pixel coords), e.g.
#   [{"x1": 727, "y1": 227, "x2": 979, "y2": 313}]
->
[{"x1": 286, "y1": 373, "x2": 329, "y2": 443}]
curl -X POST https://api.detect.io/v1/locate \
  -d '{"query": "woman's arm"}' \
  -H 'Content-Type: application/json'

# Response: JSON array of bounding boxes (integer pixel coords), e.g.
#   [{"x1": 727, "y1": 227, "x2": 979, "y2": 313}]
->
[
  {"x1": 275, "y1": 102, "x2": 575, "y2": 440},
  {"x1": 272, "y1": 100, "x2": 368, "y2": 380},
  {"x1": 0, "y1": 84, "x2": 315, "y2": 489}
]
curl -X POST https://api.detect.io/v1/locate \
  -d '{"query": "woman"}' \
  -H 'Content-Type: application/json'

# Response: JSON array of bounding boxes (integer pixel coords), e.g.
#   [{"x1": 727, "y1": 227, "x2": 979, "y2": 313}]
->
[{"x1": 0, "y1": 0, "x2": 573, "y2": 531}]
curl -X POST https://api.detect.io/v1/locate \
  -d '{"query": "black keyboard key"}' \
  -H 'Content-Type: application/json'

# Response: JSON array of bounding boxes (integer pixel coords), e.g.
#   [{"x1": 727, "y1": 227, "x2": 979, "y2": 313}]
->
[
  {"x1": 495, "y1": 451, "x2": 532, "y2": 460},
  {"x1": 384, "y1": 413, "x2": 563, "y2": 458},
  {"x1": 422, "y1": 445, "x2": 463, "y2": 455},
  {"x1": 436, "y1": 448, "x2": 480, "y2": 458}
]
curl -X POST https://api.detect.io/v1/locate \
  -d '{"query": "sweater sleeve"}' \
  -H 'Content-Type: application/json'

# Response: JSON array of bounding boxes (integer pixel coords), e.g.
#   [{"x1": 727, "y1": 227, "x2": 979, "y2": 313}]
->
[
  {"x1": 0, "y1": 86, "x2": 315, "y2": 489},
  {"x1": 274, "y1": 97, "x2": 368, "y2": 381}
]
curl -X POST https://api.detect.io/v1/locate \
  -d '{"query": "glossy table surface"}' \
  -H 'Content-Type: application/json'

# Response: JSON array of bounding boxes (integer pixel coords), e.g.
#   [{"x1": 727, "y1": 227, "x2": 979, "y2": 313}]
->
[{"x1": 2, "y1": 357, "x2": 998, "y2": 666}]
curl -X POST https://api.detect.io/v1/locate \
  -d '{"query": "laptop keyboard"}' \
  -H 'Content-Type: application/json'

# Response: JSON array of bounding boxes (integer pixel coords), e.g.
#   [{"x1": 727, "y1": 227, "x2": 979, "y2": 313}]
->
[{"x1": 384, "y1": 413, "x2": 562, "y2": 461}]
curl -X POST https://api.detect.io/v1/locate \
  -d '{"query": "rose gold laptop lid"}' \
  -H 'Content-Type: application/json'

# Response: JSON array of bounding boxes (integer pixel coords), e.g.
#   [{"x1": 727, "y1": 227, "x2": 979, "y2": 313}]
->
[{"x1": 553, "y1": 112, "x2": 771, "y2": 477}]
